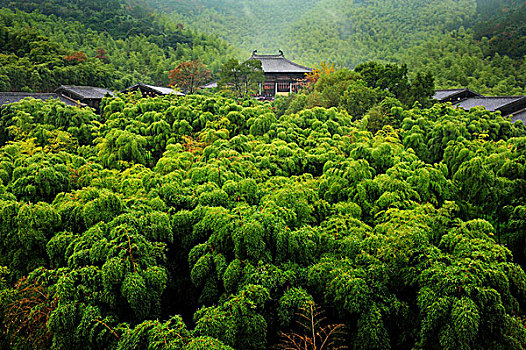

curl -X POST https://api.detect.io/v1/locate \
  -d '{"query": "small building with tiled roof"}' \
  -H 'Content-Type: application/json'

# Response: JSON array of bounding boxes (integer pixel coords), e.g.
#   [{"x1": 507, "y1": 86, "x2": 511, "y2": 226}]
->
[
  {"x1": 122, "y1": 83, "x2": 185, "y2": 98},
  {"x1": 0, "y1": 92, "x2": 83, "y2": 108},
  {"x1": 433, "y1": 87, "x2": 526, "y2": 124},
  {"x1": 453, "y1": 96, "x2": 526, "y2": 117},
  {"x1": 433, "y1": 88, "x2": 482, "y2": 103},
  {"x1": 248, "y1": 50, "x2": 312, "y2": 98},
  {"x1": 56, "y1": 85, "x2": 114, "y2": 112}
]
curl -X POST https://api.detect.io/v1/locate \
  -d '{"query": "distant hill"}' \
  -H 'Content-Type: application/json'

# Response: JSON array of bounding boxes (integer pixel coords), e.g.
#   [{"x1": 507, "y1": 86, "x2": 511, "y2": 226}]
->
[
  {"x1": 0, "y1": 0, "x2": 171, "y2": 40},
  {"x1": 146, "y1": 0, "x2": 525, "y2": 94},
  {"x1": 471, "y1": 0, "x2": 526, "y2": 58},
  {"x1": 144, "y1": 0, "x2": 318, "y2": 60},
  {"x1": 0, "y1": 0, "x2": 238, "y2": 92},
  {"x1": 145, "y1": 0, "x2": 476, "y2": 66}
]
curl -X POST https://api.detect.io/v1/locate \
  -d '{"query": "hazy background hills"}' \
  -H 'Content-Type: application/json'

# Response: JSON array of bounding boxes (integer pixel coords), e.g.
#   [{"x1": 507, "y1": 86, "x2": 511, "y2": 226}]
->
[
  {"x1": 145, "y1": 0, "x2": 526, "y2": 94},
  {"x1": 144, "y1": 0, "x2": 524, "y2": 64},
  {"x1": 0, "y1": 0, "x2": 524, "y2": 94}
]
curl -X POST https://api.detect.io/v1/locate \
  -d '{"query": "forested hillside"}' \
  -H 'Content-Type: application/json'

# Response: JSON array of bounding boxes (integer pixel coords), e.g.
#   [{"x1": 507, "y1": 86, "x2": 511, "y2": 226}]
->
[
  {"x1": 0, "y1": 0, "x2": 238, "y2": 92},
  {"x1": 145, "y1": 0, "x2": 475, "y2": 65},
  {"x1": 471, "y1": 0, "x2": 526, "y2": 59},
  {"x1": 150, "y1": 0, "x2": 526, "y2": 95},
  {"x1": 0, "y1": 0, "x2": 164, "y2": 39},
  {"x1": 145, "y1": 0, "x2": 318, "y2": 57}
]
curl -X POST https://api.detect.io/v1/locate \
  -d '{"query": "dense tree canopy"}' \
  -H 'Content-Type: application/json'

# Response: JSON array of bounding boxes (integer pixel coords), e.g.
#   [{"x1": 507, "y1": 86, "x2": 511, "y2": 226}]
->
[
  {"x1": 0, "y1": 84, "x2": 525, "y2": 349},
  {"x1": 275, "y1": 63, "x2": 434, "y2": 123},
  {"x1": 0, "y1": 6, "x2": 237, "y2": 92}
]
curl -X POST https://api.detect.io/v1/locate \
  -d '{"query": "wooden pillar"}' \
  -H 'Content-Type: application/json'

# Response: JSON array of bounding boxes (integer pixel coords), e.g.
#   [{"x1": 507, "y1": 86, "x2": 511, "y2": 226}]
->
[{"x1": 275, "y1": 81, "x2": 278, "y2": 96}]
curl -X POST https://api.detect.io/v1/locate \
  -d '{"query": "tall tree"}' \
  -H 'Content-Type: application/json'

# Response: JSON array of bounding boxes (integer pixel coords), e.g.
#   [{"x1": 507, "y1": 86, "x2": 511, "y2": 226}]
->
[
  {"x1": 219, "y1": 59, "x2": 264, "y2": 98},
  {"x1": 169, "y1": 61, "x2": 211, "y2": 94}
]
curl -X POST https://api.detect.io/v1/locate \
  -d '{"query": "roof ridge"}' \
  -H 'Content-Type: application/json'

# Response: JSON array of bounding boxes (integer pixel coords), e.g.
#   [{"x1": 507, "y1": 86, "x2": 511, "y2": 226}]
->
[
  {"x1": 252, "y1": 54, "x2": 283, "y2": 58},
  {"x1": 0, "y1": 92, "x2": 56, "y2": 95},
  {"x1": 61, "y1": 84, "x2": 111, "y2": 90},
  {"x1": 466, "y1": 96, "x2": 525, "y2": 99},
  {"x1": 435, "y1": 88, "x2": 466, "y2": 91}
]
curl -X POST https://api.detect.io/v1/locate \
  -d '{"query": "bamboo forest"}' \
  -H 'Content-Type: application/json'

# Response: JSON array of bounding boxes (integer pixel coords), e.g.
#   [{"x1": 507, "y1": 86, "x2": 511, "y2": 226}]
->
[{"x1": 0, "y1": 0, "x2": 525, "y2": 349}]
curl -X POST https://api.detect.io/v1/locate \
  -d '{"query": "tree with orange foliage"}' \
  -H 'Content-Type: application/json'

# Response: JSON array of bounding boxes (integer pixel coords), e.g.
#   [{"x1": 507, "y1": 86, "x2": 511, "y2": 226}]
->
[
  {"x1": 306, "y1": 61, "x2": 335, "y2": 86},
  {"x1": 63, "y1": 51, "x2": 87, "y2": 63},
  {"x1": 168, "y1": 60, "x2": 211, "y2": 94}
]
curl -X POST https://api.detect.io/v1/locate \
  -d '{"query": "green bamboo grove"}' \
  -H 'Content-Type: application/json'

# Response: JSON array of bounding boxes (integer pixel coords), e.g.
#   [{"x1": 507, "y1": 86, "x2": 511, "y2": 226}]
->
[{"x1": 0, "y1": 88, "x2": 525, "y2": 349}]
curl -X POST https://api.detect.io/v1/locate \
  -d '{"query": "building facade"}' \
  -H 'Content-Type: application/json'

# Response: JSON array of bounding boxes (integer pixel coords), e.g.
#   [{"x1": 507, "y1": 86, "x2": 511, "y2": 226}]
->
[{"x1": 248, "y1": 50, "x2": 312, "y2": 99}]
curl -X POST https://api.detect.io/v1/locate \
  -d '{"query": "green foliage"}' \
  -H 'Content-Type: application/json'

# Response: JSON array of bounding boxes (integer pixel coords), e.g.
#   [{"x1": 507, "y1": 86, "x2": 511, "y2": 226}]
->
[
  {"x1": 194, "y1": 284, "x2": 270, "y2": 350},
  {"x1": 0, "y1": 17, "x2": 115, "y2": 91},
  {"x1": 402, "y1": 28, "x2": 526, "y2": 95},
  {"x1": 157, "y1": 0, "x2": 525, "y2": 95},
  {"x1": 0, "y1": 90, "x2": 525, "y2": 349},
  {"x1": 0, "y1": 6, "x2": 237, "y2": 92},
  {"x1": 219, "y1": 58, "x2": 265, "y2": 98}
]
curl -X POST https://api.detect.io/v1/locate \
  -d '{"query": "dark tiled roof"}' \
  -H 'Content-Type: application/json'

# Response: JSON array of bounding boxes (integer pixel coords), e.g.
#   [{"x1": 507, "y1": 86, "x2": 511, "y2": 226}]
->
[
  {"x1": 510, "y1": 109, "x2": 526, "y2": 124},
  {"x1": 248, "y1": 50, "x2": 312, "y2": 74},
  {"x1": 433, "y1": 88, "x2": 482, "y2": 101},
  {"x1": 56, "y1": 85, "x2": 114, "y2": 100},
  {"x1": 123, "y1": 83, "x2": 185, "y2": 96},
  {"x1": 0, "y1": 92, "x2": 81, "y2": 107},
  {"x1": 454, "y1": 96, "x2": 526, "y2": 112}
]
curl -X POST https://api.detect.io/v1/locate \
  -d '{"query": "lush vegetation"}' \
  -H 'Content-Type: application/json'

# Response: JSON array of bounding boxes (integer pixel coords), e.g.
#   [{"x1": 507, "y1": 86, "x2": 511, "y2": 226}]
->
[
  {"x1": 400, "y1": 28, "x2": 526, "y2": 96},
  {"x1": 0, "y1": 18, "x2": 115, "y2": 92},
  {"x1": 145, "y1": 0, "x2": 474, "y2": 64},
  {"x1": 274, "y1": 61, "x2": 435, "y2": 126},
  {"x1": 0, "y1": 2, "x2": 237, "y2": 92},
  {"x1": 0, "y1": 0, "x2": 166, "y2": 40},
  {"x1": 0, "y1": 64, "x2": 525, "y2": 348},
  {"x1": 470, "y1": 0, "x2": 526, "y2": 59},
  {"x1": 1, "y1": 1, "x2": 525, "y2": 348},
  {"x1": 151, "y1": 0, "x2": 526, "y2": 95}
]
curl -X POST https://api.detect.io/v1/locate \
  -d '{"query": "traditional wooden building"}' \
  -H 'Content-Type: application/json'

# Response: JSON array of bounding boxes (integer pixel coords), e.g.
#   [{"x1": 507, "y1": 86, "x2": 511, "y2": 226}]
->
[
  {"x1": 433, "y1": 88, "x2": 482, "y2": 103},
  {"x1": 122, "y1": 83, "x2": 185, "y2": 98},
  {"x1": 248, "y1": 50, "x2": 312, "y2": 98},
  {"x1": 454, "y1": 95, "x2": 526, "y2": 120},
  {"x1": 434, "y1": 88, "x2": 526, "y2": 124},
  {"x1": 56, "y1": 85, "x2": 114, "y2": 113},
  {"x1": 0, "y1": 92, "x2": 82, "y2": 107}
]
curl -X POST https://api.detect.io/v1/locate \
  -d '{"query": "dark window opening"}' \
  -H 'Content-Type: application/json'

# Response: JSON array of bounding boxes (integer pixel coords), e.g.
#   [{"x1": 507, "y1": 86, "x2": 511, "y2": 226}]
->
[{"x1": 277, "y1": 81, "x2": 290, "y2": 93}]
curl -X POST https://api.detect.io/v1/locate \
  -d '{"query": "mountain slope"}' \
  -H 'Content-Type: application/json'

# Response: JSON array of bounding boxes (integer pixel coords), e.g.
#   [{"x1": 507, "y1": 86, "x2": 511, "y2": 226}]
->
[
  {"x1": 146, "y1": 0, "x2": 319, "y2": 58},
  {"x1": 148, "y1": 0, "x2": 525, "y2": 94},
  {"x1": 146, "y1": 0, "x2": 477, "y2": 66},
  {"x1": 0, "y1": 0, "x2": 168, "y2": 40},
  {"x1": 0, "y1": 0, "x2": 238, "y2": 91},
  {"x1": 471, "y1": 0, "x2": 526, "y2": 58}
]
